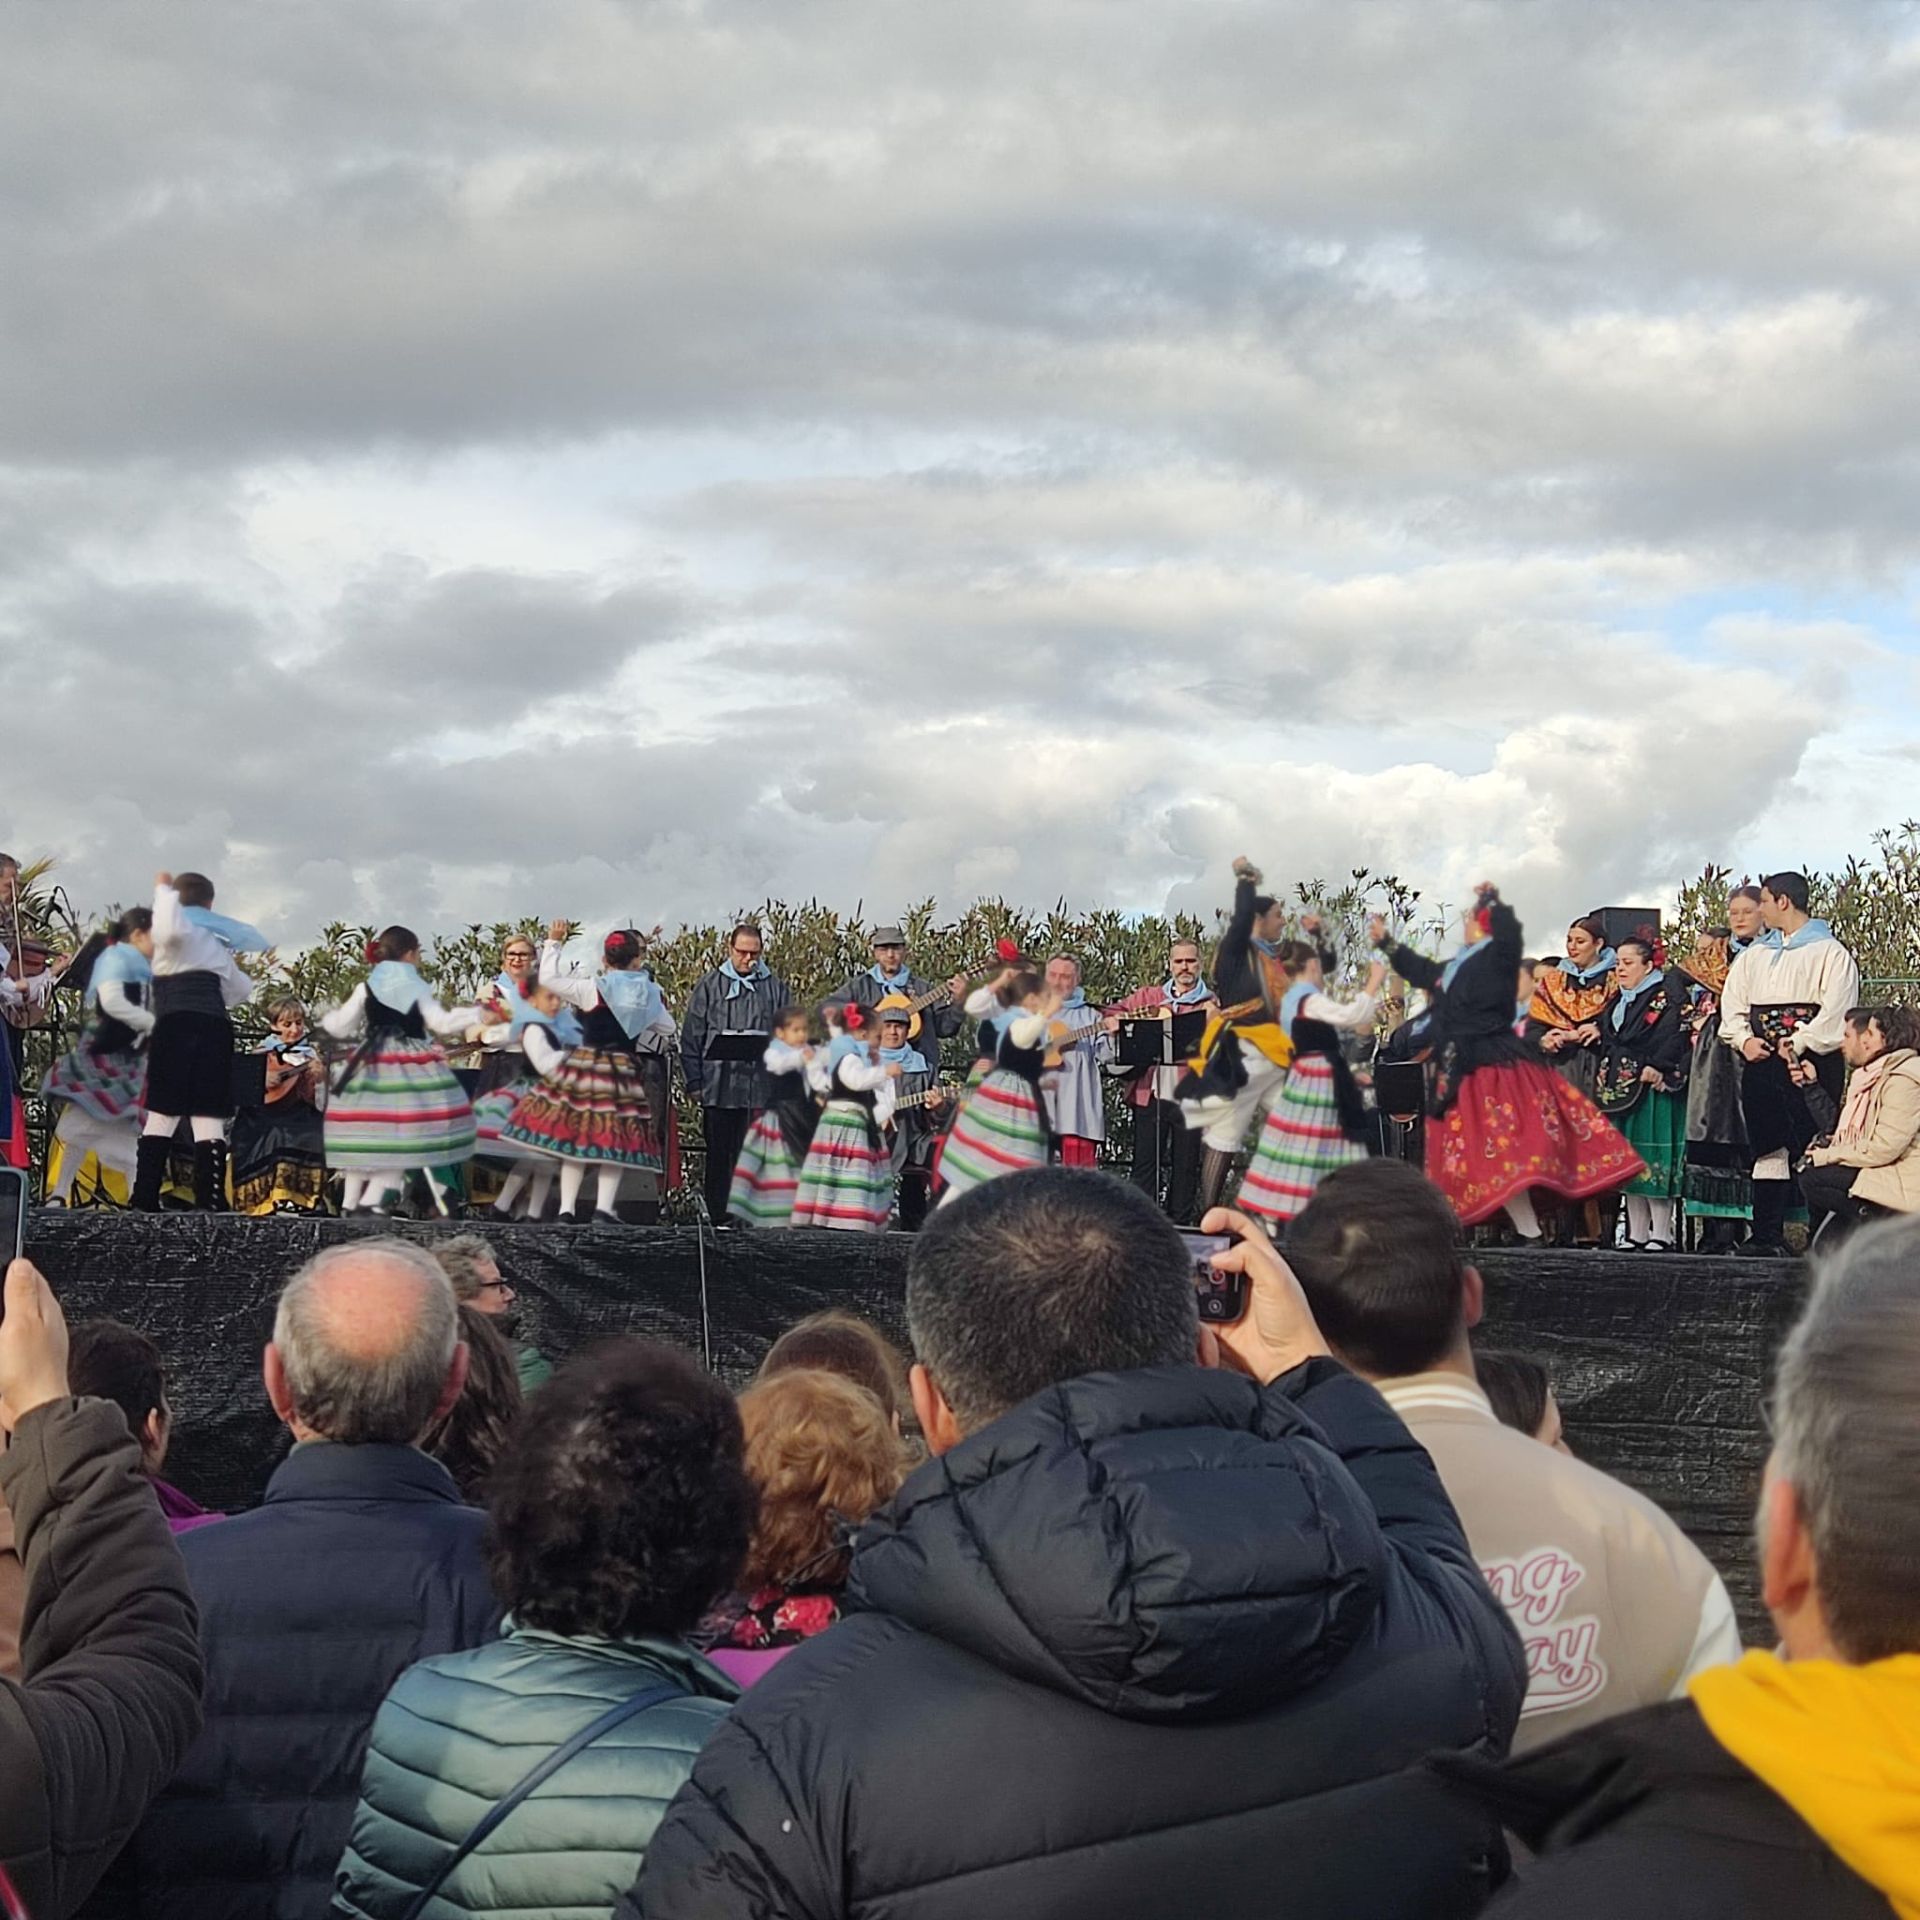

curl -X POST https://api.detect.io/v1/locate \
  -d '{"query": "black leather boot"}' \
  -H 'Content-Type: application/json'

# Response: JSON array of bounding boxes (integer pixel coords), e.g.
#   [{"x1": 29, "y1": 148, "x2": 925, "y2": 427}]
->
[
  {"x1": 130, "y1": 1134, "x2": 171, "y2": 1213},
  {"x1": 192, "y1": 1137, "x2": 229, "y2": 1213}
]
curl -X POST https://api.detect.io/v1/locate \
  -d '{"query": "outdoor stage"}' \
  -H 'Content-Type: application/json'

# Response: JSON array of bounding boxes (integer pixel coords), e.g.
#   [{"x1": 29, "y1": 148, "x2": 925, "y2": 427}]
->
[{"x1": 23, "y1": 1210, "x2": 1807, "y2": 1632}]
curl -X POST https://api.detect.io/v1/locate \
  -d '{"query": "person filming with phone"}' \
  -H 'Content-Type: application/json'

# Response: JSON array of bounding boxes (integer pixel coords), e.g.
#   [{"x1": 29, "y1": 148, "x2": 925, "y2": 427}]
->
[{"x1": 628, "y1": 1167, "x2": 1524, "y2": 1920}]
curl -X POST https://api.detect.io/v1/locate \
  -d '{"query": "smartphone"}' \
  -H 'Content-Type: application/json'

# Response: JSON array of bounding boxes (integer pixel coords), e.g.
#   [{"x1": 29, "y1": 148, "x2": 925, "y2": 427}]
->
[
  {"x1": 0, "y1": 1167, "x2": 26, "y2": 1269},
  {"x1": 1179, "y1": 1229, "x2": 1246, "y2": 1324}
]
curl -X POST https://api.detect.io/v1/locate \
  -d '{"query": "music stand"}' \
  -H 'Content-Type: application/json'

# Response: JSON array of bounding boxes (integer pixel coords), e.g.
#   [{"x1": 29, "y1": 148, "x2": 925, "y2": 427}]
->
[
  {"x1": 705, "y1": 1031, "x2": 767, "y2": 1064},
  {"x1": 228, "y1": 1053, "x2": 269, "y2": 1110}
]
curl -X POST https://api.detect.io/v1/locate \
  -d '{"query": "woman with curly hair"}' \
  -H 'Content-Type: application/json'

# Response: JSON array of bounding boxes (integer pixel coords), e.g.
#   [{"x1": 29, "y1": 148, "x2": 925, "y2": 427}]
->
[
  {"x1": 335, "y1": 1340, "x2": 755, "y2": 1920},
  {"x1": 702, "y1": 1368, "x2": 908, "y2": 1687}
]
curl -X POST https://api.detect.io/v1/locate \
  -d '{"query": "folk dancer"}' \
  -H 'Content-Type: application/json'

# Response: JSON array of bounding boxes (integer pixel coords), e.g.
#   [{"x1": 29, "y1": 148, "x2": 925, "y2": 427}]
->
[
  {"x1": 500, "y1": 925, "x2": 673, "y2": 1225},
  {"x1": 1371, "y1": 886, "x2": 1644, "y2": 1241},
  {"x1": 875, "y1": 1000, "x2": 947, "y2": 1228},
  {"x1": 322, "y1": 926, "x2": 484, "y2": 1215},
  {"x1": 1680, "y1": 886, "x2": 1766, "y2": 1246},
  {"x1": 1176, "y1": 856, "x2": 1297, "y2": 1213},
  {"x1": 131, "y1": 871, "x2": 267, "y2": 1213},
  {"x1": 40, "y1": 913, "x2": 145, "y2": 1204},
  {"x1": 1120, "y1": 938, "x2": 1215, "y2": 1223},
  {"x1": 938, "y1": 963, "x2": 1056, "y2": 1204},
  {"x1": 1717, "y1": 871, "x2": 1861, "y2": 1257},
  {"x1": 728, "y1": 1006, "x2": 821, "y2": 1229},
  {"x1": 682, "y1": 924, "x2": 791, "y2": 1224},
  {"x1": 835, "y1": 926, "x2": 971, "y2": 1075},
  {"x1": 1235, "y1": 941, "x2": 1388, "y2": 1231},
  {"x1": 485, "y1": 977, "x2": 580, "y2": 1222},
  {"x1": 1525, "y1": 915, "x2": 1618, "y2": 1098},
  {"x1": 1039, "y1": 955, "x2": 1114, "y2": 1168},
  {"x1": 791, "y1": 1006, "x2": 899, "y2": 1232},
  {"x1": 229, "y1": 997, "x2": 329, "y2": 1215},
  {"x1": 1593, "y1": 935, "x2": 1692, "y2": 1250}
]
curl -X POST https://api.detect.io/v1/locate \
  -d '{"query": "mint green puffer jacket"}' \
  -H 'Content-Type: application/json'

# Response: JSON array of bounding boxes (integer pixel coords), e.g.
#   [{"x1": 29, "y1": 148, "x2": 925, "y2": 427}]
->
[{"x1": 333, "y1": 1627, "x2": 739, "y2": 1920}]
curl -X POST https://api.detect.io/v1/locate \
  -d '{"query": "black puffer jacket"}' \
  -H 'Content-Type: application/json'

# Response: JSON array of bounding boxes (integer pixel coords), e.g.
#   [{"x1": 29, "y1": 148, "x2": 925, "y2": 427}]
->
[{"x1": 629, "y1": 1360, "x2": 1526, "y2": 1920}]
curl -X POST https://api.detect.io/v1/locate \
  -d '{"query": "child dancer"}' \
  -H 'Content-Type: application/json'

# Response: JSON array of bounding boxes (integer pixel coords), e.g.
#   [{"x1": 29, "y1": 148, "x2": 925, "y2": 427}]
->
[
  {"x1": 498, "y1": 924, "x2": 669, "y2": 1224},
  {"x1": 322, "y1": 926, "x2": 484, "y2": 1215},
  {"x1": 230, "y1": 999, "x2": 329, "y2": 1215},
  {"x1": 132, "y1": 870, "x2": 267, "y2": 1212},
  {"x1": 729, "y1": 1004, "x2": 819, "y2": 1228},
  {"x1": 937, "y1": 962, "x2": 1058, "y2": 1205},
  {"x1": 1236, "y1": 940, "x2": 1388, "y2": 1231},
  {"x1": 42, "y1": 909, "x2": 153, "y2": 1205},
  {"x1": 483, "y1": 977, "x2": 574, "y2": 1222},
  {"x1": 791, "y1": 1005, "x2": 899, "y2": 1231}
]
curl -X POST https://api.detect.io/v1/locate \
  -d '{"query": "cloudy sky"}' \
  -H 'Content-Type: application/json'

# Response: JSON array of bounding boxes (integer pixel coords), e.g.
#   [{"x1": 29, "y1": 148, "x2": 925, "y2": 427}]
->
[{"x1": 4, "y1": 0, "x2": 1917, "y2": 947}]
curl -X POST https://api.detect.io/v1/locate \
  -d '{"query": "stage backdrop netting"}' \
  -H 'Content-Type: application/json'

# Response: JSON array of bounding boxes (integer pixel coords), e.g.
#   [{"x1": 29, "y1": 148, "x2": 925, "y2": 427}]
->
[{"x1": 22, "y1": 1213, "x2": 1804, "y2": 1636}]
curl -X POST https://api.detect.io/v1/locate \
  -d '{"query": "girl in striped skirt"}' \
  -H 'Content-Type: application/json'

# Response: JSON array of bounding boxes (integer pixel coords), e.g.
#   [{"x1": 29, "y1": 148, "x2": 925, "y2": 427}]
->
[
  {"x1": 481, "y1": 978, "x2": 575, "y2": 1221},
  {"x1": 1236, "y1": 940, "x2": 1387, "y2": 1233},
  {"x1": 730, "y1": 1005, "x2": 820, "y2": 1228},
  {"x1": 938, "y1": 965, "x2": 1057, "y2": 1206},
  {"x1": 43, "y1": 907, "x2": 154, "y2": 1204},
  {"x1": 498, "y1": 924, "x2": 670, "y2": 1224},
  {"x1": 792, "y1": 1005, "x2": 898, "y2": 1231},
  {"x1": 322, "y1": 927, "x2": 485, "y2": 1214}
]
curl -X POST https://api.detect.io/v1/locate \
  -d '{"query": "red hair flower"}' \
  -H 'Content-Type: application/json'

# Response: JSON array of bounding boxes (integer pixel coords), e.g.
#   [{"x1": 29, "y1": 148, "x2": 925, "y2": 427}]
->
[
  {"x1": 363, "y1": 938, "x2": 382, "y2": 965},
  {"x1": 996, "y1": 938, "x2": 1021, "y2": 963},
  {"x1": 844, "y1": 1003, "x2": 866, "y2": 1032}
]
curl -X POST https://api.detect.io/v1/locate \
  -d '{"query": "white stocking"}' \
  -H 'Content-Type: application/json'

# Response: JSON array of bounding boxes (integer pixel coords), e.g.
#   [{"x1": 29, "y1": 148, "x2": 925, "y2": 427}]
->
[
  {"x1": 493, "y1": 1169, "x2": 529, "y2": 1217},
  {"x1": 1504, "y1": 1191, "x2": 1542, "y2": 1240},
  {"x1": 339, "y1": 1174, "x2": 367, "y2": 1214},
  {"x1": 595, "y1": 1167, "x2": 622, "y2": 1215},
  {"x1": 143, "y1": 1111, "x2": 179, "y2": 1139},
  {"x1": 190, "y1": 1116, "x2": 226, "y2": 1143},
  {"x1": 527, "y1": 1167, "x2": 554, "y2": 1217},
  {"x1": 1624, "y1": 1194, "x2": 1654, "y2": 1245},
  {"x1": 559, "y1": 1161, "x2": 587, "y2": 1218}
]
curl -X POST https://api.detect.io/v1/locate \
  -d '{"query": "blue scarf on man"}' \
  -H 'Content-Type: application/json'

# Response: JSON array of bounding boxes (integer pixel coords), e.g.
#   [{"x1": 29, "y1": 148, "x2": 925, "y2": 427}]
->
[
  {"x1": 721, "y1": 958, "x2": 771, "y2": 1001},
  {"x1": 1162, "y1": 976, "x2": 1212, "y2": 1005},
  {"x1": 879, "y1": 1041, "x2": 929, "y2": 1075},
  {"x1": 868, "y1": 961, "x2": 914, "y2": 990}
]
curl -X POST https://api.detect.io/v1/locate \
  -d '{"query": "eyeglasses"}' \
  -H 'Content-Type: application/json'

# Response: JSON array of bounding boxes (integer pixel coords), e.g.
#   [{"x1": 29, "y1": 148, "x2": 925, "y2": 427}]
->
[{"x1": 478, "y1": 1277, "x2": 514, "y2": 1297}]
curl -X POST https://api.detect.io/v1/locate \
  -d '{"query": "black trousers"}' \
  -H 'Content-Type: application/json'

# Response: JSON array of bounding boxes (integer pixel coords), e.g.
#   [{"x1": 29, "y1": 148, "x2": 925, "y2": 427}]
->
[
  {"x1": 1800, "y1": 1161, "x2": 1888, "y2": 1248},
  {"x1": 1129, "y1": 1099, "x2": 1202, "y2": 1224},
  {"x1": 702, "y1": 1104, "x2": 756, "y2": 1222}
]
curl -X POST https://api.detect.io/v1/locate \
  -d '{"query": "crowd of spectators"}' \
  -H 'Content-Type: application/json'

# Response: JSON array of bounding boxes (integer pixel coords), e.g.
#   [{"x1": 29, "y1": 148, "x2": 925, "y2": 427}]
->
[{"x1": 0, "y1": 1163, "x2": 1916, "y2": 1919}]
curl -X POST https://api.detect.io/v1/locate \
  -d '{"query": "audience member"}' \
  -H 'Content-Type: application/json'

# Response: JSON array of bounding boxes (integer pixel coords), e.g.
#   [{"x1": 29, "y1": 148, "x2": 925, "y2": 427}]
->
[
  {"x1": 0, "y1": 1259, "x2": 204, "y2": 1920},
  {"x1": 1472, "y1": 1348, "x2": 1568, "y2": 1451},
  {"x1": 702, "y1": 1368, "x2": 908, "y2": 1686},
  {"x1": 107, "y1": 1240, "x2": 498, "y2": 1920},
  {"x1": 433, "y1": 1233, "x2": 553, "y2": 1393},
  {"x1": 336, "y1": 1340, "x2": 752, "y2": 1920},
  {"x1": 757, "y1": 1309, "x2": 911, "y2": 1434},
  {"x1": 627, "y1": 1167, "x2": 1525, "y2": 1920},
  {"x1": 420, "y1": 1304, "x2": 524, "y2": 1502},
  {"x1": 67, "y1": 1317, "x2": 222, "y2": 1532},
  {"x1": 1800, "y1": 1005, "x2": 1920, "y2": 1243},
  {"x1": 1451, "y1": 1214, "x2": 1920, "y2": 1917},
  {"x1": 1288, "y1": 1160, "x2": 1740, "y2": 1754}
]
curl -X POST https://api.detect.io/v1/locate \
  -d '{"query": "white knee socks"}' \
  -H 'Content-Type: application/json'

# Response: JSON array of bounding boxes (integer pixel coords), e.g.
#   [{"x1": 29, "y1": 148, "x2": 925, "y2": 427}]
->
[
  {"x1": 1505, "y1": 1191, "x2": 1542, "y2": 1240},
  {"x1": 595, "y1": 1167, "x2": 622, "y2": 1215},
  {"x1": 559, "y1": 1162, "x2": 587, "y2": 1217}
]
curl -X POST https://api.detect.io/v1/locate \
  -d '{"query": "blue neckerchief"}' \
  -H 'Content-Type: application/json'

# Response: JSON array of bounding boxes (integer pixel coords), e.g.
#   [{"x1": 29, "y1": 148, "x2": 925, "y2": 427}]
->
[
  {"x1": 1056, "y1": 988, "x2": 1088, "y2": 1013},
  {"x1": 869, "y1": 962, "x2": 913, "y2": 990},
  {"x1": 1610, "y1": 968, "x2": 1665, "y2": 1032},
  {"x1": 600, "y1": 968, "x2": 667, "y2": 1040},
  {"x1": 89, "y1": 942, "x2": 151, "y2": 1007},
  {"x1": 1778, "y1": 918, "x2": 1833, "y2": 953},
  {"x1": 879, "y1": 1042, "x2": 928, "y2": 1074},
  {"x1": 1439, "y1": 939, "x2": 1491, "y2": 992},
  {"x1": 828, "y1": 1031, "x2": 870, "y2": 1069},
  {"x1": 1565, "y1": 948, "x2": 1617, "y2": 986},
  {"x1": 1163, "y1": 976, "x2": 1212, "y2": 1005},
  {"x1": 1252, "y1": 936, "x2": 1278, "y2": 958},
  {"x1": 182, "y1": 905, "x2": 269, "y2": 953},
  {"x1": 1734, "y1": 930, "x2": 1783, "y2": 953},
  {"x1": 1279, "y1": 979, "x2": 1315, "y2": 1026},
  {"x1": 367, "y1": 960, "x2": 430, "y2": 1011},
  {"x1": 721, "y1": 959, "x2": 770, "y2": 1000}
]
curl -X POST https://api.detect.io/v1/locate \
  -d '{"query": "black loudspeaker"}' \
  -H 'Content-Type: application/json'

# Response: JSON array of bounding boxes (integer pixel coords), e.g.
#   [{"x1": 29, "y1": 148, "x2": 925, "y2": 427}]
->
[{"x1": 1599, "y1": 906, "x2": 1662, "y2": 950}]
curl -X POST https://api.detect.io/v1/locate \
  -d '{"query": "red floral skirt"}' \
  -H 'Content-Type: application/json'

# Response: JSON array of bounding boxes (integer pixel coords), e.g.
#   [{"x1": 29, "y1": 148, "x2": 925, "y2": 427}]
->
[{"x1": 1430, "y1": 1060, "x2": 1645, "y2": 1226}]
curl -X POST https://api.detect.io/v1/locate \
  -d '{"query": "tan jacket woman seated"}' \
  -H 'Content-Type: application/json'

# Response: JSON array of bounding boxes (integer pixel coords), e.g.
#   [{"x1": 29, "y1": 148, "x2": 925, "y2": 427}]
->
[{"x1": 1804, "y1": 1008, "x2": 1920, "y2": 1220}]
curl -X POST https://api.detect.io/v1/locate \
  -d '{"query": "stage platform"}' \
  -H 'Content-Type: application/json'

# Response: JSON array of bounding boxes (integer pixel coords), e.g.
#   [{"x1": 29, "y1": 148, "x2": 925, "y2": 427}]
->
[{"x1": 23, "y1": 1210, "x2": 1808, "y2": 1633}]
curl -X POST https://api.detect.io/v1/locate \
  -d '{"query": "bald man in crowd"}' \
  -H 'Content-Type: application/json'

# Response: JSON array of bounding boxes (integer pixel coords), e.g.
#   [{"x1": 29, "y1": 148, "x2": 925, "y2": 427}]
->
[{"x1": 105, "y1": 1241, "x2": 501, "y2": 1920}]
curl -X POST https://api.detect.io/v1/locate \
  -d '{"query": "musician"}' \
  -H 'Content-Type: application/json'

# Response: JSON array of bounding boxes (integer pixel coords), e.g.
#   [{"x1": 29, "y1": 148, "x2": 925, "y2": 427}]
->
[
  {"x1": 131, "y1": 871, "x2": 267, "y2": 1214},
  {"x1": 835, "y1": 926, "x2": 970, "y2": 1075},
  {"x1": 1039, "y1": 955, "x2": 1113, "y2": 1167},
  {"x1": 230, "y1": 998, "x2": 328, "y2": 1215},
  {"x1": 682, "y1": 924, "x2": 792, "y2": 1224},
  {"x1": 1121, "y1": 938, "x2": 1215, "y2": 1222},
  {"x1": 1718, "y1": 870, "x2": 1861, "y2": 1256},
  {"x1": 877, "y1": 1004, "x2": 946, "y2": 1228}
]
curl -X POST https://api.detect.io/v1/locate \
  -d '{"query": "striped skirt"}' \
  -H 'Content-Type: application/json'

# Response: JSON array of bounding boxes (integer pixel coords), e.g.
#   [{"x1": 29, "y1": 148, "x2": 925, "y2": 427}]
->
[
  {"x1": 42, "y1": 1028, "x2": 146, "y2": 1126},
  {"x1": 325, "y1": 1041, "x2": 477, "y2": 1173},
  {"x1": 729, "y1": 1111, "x2": 803, "y2": 1228},
  {"x1": 473, "y1": 1084, "x2": 547, "y2": 1163},
  {"x1": 1235, "y1": 1056, "x2": 1366, "y2": 1227},
  {"x1": 498, "y1": 1046, "x2": 662, "y2": 1171},
  {"x1": 938, "y1": 1070, "x2": 1049, "y2": 1204},
  {"x1": 791, "y1": 1104, "x2": 892, "y2": 1231}
]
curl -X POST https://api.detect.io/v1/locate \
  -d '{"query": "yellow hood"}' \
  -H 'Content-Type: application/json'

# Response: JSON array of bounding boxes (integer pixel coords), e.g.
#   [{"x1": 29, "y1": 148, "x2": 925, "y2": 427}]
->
[{"x1": 1692, "y1": 1650, "x2": 1920, "y2": 1917}]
